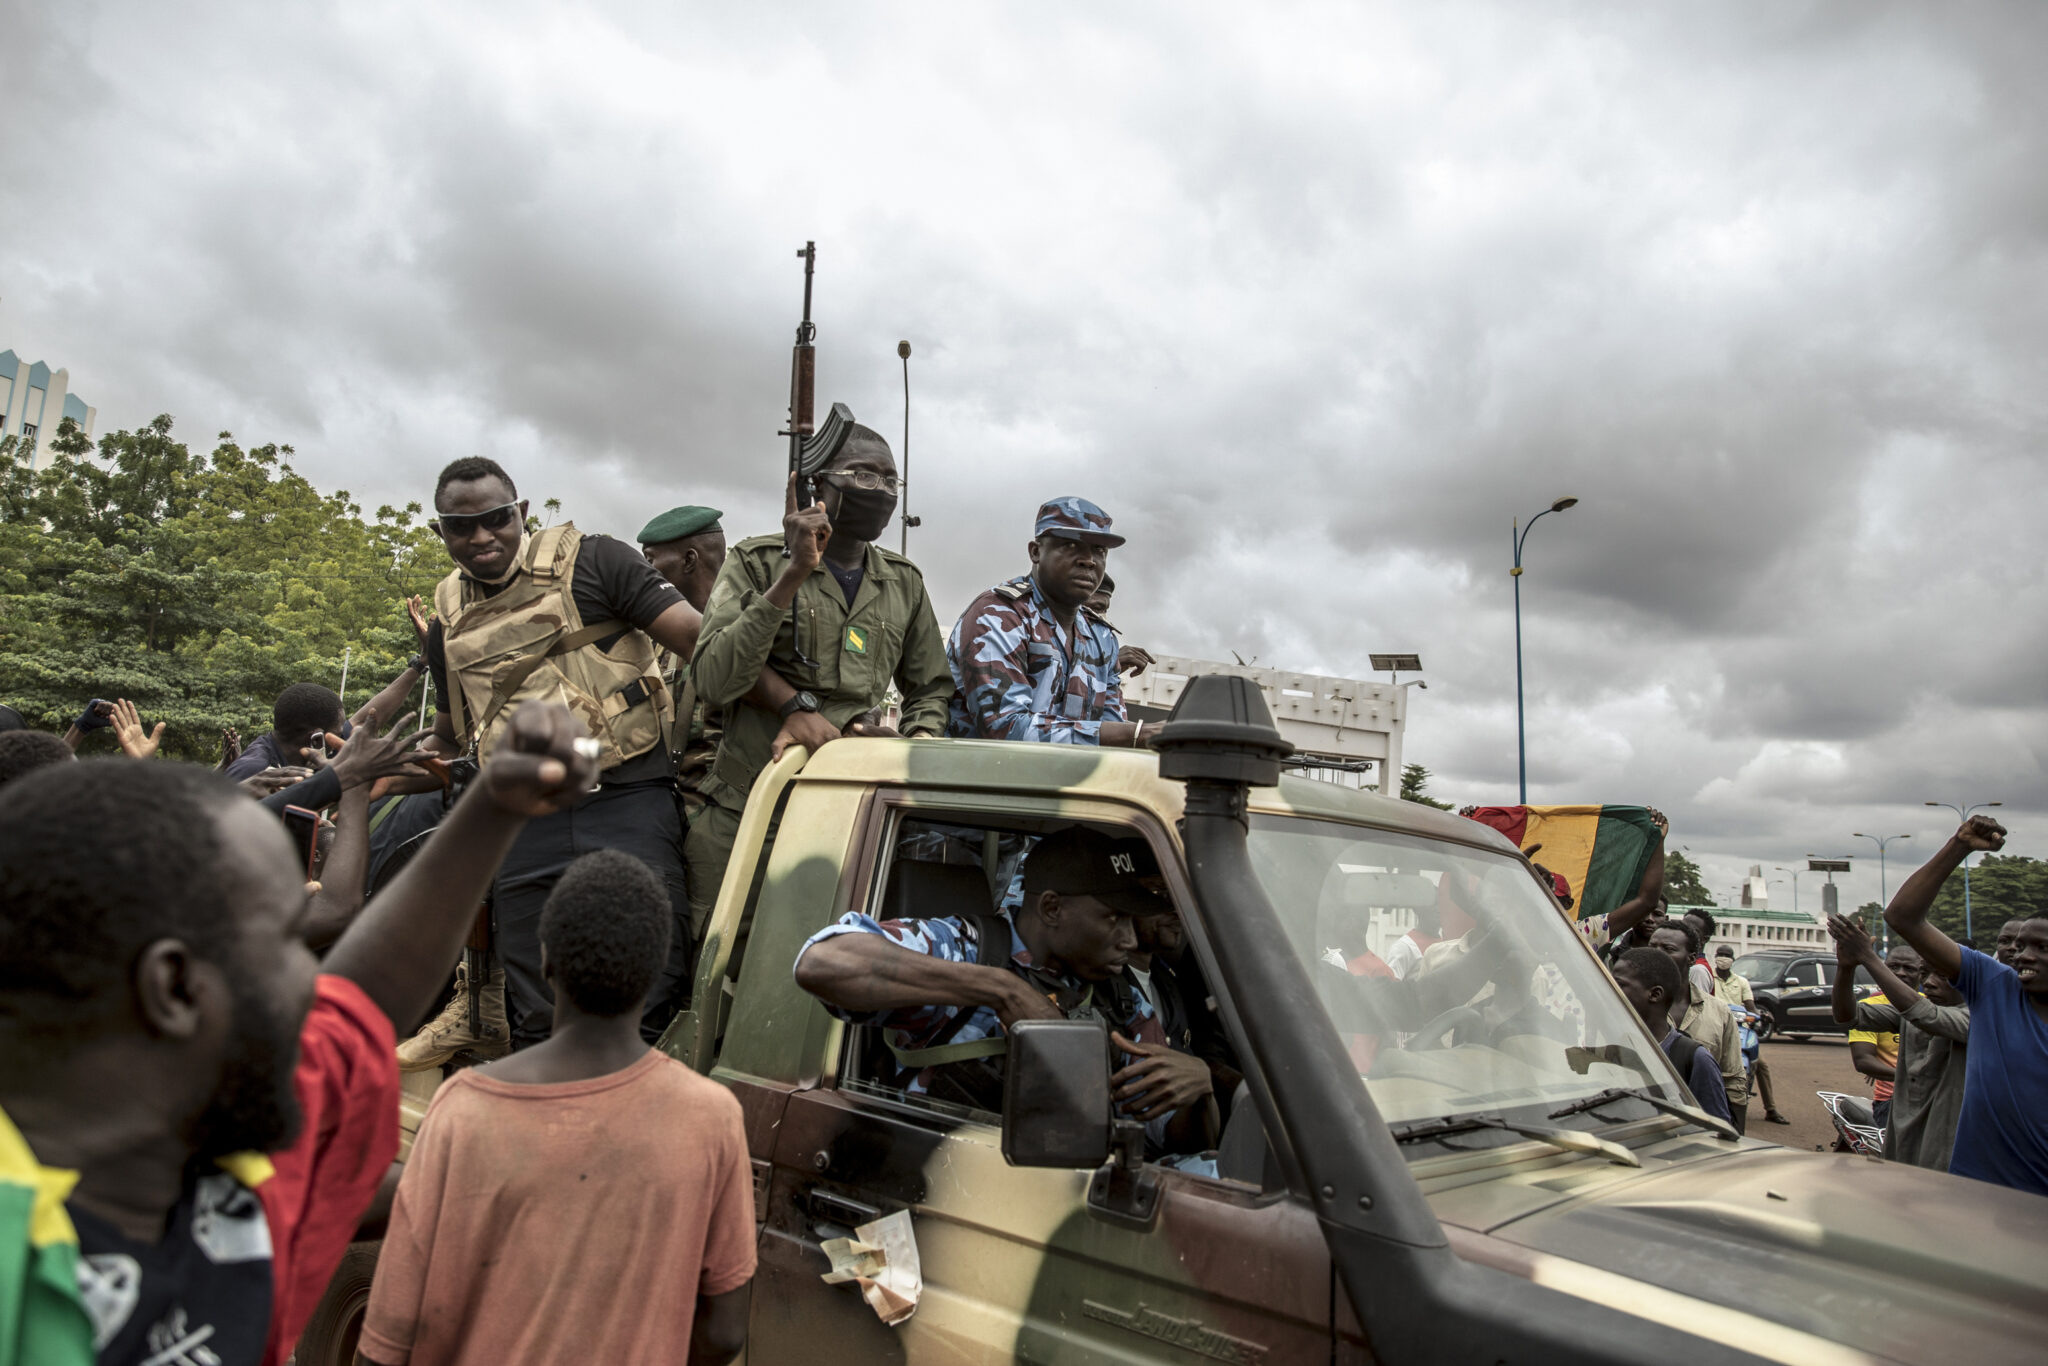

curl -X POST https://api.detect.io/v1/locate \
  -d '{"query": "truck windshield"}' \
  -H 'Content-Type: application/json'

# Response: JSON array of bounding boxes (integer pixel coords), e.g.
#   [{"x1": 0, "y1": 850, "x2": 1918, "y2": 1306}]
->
[{"x1": 1245, "y1": 814, "x2": 1686, "y2": 1131}]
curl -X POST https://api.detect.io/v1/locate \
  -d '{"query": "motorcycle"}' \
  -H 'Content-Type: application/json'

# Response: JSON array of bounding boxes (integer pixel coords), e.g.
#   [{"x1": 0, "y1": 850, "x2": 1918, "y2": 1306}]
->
[{"x1": 1817, "y1": 1090, "x2": 1885, "y2": 1155}]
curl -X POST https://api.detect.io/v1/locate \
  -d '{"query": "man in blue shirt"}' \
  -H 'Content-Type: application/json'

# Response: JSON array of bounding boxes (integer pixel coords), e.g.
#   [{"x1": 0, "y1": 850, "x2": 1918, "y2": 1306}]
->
[
  {"x1": 1884, "y1": 814, "x2": 2048, "y2": 1196},
  {"x1": 793, "y1": 828, "x2": 1215, "y2": 1153},
  {"x1": 1611, "y1": 947, "x2": 1731, "y2": 1123},
  {"x1": 946, "y1": 497, "x2": 1154, "y2": 748}
]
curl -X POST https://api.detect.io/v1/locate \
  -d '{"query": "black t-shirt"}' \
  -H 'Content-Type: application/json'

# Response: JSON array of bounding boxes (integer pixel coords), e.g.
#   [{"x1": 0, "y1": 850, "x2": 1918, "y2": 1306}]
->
[
  {"x1": 365, "y1": 790, "x2": 450, "y2": 894},
  {"x1": 826, "y1": 558, "x2": 865, "y2": 605},
  {"x1": 427, "y1": 534, "x2": 684, "y2": 783},
  {"x1": 71, "y1": 1167, "x2": 274, "y2": 1365}
]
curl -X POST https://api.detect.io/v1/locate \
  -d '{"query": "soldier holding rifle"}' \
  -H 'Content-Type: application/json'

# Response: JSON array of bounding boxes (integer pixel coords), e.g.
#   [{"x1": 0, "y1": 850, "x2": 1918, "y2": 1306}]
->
[{"x1": 687, "y1": 244, "x2": 951, "y2": 936}]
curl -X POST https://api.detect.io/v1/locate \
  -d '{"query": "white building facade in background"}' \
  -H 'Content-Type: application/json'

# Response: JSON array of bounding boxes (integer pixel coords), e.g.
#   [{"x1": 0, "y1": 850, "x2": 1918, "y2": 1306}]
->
[
  {"x1": 1668, "y1": 903, "x2": 1827, "y2": 958},
  {"x1": 0, "y1": 350, "x2": 96, "y2": 469},
  {"x1": 1122, "y1": 655, "x2": 1409, "y2": 793}
]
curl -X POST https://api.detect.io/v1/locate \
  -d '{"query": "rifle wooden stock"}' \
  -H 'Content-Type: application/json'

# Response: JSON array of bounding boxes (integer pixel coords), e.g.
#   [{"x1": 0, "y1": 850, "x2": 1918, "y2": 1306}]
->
[{"x1": 791, "y1": 345, "x2": 815, "y2": 438}]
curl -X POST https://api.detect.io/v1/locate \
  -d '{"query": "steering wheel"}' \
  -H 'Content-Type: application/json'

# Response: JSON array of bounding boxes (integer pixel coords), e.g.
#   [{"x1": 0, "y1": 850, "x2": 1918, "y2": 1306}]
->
[{"x1": 1405, "y1": 1005, "x2": 1485, "y2": 1052}]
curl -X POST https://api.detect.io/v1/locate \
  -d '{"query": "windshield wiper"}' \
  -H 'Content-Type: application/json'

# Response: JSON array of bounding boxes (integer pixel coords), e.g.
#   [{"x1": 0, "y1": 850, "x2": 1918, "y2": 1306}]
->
[
  {"x1": 1389, "y1": 1114, "x2": 1640, "y2": 1167},
  {"x1": 1546, "y1": 1087, "x2": 1738, "y2": 1142}
]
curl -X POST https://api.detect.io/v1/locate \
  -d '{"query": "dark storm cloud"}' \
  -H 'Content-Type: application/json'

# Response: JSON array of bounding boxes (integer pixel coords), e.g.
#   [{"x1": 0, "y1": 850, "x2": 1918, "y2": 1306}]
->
[{"x1": 5, "y1": 0, "x2": 2046, "y2": 899}]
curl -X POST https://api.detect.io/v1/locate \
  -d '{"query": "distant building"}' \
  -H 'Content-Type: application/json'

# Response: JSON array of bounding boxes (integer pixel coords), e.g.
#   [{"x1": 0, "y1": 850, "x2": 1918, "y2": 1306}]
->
[
  {"x1": 1123, "y1": 655, "x2": 1409, "y2": 794},
  {"x1": 1669, "y1": 902, "x2": 1825, "y2": 958},
  {"x1": 1737, "y1": 863, "x2": 1769, "y2": 908},
  {"x1": 0, "y1": 350, "x2": 96, "y2": 470}
]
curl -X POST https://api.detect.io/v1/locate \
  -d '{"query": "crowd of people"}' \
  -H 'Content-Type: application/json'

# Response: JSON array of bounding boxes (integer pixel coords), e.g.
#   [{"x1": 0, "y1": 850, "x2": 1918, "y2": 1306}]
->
[{"x1": 2, "y1": 414, "x2": 2045, "y2": 1365}]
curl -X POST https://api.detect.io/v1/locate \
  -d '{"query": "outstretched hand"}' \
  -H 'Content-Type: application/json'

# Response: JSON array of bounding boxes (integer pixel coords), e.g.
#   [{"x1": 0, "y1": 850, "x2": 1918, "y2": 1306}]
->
[
  {"x1": 1826, "y1": 912, "x2": 1876, "y2": 964},
  {"x1": 479, "y1": 699, "x2": 601, "y2": 816},
  {"x1": 241, "y1": 766, "x2": 310, "y2": 797},
  {"x1": 327, "y1": 710, "x2": 432, "y2": 791},
  {"x1": 1110, "y1": 1031, "x2": 1213, "y2": 1122},
  {"x1": 406, "y1": 593, "x2": 434, "y2": 649},
  {"x1": 1956, "y1": 815, "x2": 2006, "y2": 853},
  {"x1": 109, "y1": 699, "x2": 166, "y2": 760},
  {"x1": 217, "y1": 726, "x2": 242, "y2": 770}
]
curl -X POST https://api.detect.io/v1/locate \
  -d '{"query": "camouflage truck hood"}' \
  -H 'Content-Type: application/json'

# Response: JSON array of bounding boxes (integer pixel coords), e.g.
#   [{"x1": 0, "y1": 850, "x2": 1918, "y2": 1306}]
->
[{"x1": 1457, "y1": 1145, "x2": 2048, "y2": 1363}]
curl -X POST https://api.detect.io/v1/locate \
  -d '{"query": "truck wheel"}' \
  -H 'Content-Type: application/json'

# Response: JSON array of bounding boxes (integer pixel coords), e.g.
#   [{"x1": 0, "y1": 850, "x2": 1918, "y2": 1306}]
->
[{"x1": 291, "y1": 1240, "x2": 380, "y2": 1366}]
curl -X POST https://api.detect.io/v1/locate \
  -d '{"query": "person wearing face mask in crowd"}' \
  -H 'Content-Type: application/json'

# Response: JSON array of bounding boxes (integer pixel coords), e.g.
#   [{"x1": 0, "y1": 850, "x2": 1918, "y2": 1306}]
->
[{"x1": 688, "y1": 412, "x2": 953, "y2": 944}]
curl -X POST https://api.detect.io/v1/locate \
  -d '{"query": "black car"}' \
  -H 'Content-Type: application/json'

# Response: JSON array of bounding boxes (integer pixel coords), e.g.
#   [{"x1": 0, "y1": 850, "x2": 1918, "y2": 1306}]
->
[{"x1": 1729, "y1": 950, "x2": 1882, "y2": 1040}]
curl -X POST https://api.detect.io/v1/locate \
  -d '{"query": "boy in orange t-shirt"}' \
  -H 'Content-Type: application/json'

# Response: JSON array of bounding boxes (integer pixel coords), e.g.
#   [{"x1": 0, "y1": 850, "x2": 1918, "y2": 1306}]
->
[{"x1": 361, "y1": 850, "x2": 756, "y2": 1366}]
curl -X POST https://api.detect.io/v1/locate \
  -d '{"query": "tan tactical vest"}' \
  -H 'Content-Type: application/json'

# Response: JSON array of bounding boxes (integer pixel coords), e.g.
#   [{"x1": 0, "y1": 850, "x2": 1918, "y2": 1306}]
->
[{"x1": 432, "y1": 523, "x2": 670, "y2": 770}]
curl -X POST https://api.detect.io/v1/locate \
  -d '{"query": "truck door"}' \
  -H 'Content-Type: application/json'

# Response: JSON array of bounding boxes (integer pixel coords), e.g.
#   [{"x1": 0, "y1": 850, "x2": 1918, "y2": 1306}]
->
[{"x1": 740, "y1": 792, "x2": 1363, "y2": 1364}]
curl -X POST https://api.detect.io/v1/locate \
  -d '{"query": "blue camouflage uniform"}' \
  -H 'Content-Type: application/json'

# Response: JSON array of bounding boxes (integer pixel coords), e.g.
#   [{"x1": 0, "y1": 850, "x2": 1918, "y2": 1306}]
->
[
  {"x1": 947, "y1": 496, "x2": 1129, "y2": 743},
  {"x1": 795, "y1": 911, "x2": 1165, "y2": 1091}
]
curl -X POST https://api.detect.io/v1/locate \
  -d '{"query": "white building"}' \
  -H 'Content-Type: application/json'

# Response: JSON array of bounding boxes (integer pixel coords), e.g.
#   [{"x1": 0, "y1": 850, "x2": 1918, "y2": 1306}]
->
[
  {"x1": 1669, "y1": 903, "x2": 1827, "y2": 958},
  {"x1": 0, "y1": 350, "x2": 96, "y2": 469},
  {"x1": 1123, "y1": 656, "x2": 1409, "y2": 793}
]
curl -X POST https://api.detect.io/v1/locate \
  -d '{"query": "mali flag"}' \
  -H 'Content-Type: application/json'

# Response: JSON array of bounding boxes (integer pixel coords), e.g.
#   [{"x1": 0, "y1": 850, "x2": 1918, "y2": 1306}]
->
[
  {"x1": 0, "y1": 1108, "x2": 94, "y2": 1366},
  {"x1": 1461, "y1": 805, "x2": 1662, "y2": 923}
]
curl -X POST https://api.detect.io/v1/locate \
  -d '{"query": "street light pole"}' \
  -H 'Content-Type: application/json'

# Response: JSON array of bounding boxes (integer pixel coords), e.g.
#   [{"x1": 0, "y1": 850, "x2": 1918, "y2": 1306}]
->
[
  {"x1": 1512, "y1": 496, "x2": 1579, "y2": 804},
  {"x1": 1774, "y1": 866, "x2": 1803, "y2": 916},
  {"x1": 1924, "y1": 800, "x2": 2003, "y2": 944},
  {"x1": 1851, "y1": 833, "x2": 1910, "y2": 951},
  {"x1": 897, "y1": 340, "x2": 919, "y2": 557}
]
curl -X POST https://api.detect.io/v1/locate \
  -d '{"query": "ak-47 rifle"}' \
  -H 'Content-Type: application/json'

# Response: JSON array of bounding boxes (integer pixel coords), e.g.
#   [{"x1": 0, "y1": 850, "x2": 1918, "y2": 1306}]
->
[{"x1": 787, "y1": 241, "x2": 818, "y2": 512}]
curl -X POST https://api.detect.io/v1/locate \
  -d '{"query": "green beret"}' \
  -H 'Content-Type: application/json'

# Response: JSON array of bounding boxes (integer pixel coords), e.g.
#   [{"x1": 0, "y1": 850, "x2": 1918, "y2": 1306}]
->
[{"x1": 637, "y1": 506, "x2": 723, "y2": 546}]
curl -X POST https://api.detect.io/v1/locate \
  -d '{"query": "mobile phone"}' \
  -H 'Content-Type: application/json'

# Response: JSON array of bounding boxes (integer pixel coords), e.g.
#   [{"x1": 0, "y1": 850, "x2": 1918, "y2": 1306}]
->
[{"x1": 282, "y1": 805, "x2": 323, "y2": 880}]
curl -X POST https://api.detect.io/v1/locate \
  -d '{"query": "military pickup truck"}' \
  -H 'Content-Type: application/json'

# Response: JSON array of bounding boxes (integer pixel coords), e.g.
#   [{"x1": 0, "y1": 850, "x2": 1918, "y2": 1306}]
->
[{"x1": 297, "y1": 676, "x2": 2048, "y2": 1365}]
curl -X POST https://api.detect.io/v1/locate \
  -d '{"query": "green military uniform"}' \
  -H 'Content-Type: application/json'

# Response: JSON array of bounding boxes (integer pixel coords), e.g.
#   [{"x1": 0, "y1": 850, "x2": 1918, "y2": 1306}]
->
[
  {"x1": 686, "y1": 534, "x2": 953, "y2": 935},
  {"x1": 656, "y1": 647, "x2": 722, "y2": 823},
  {"x1": 635, "y1": 503, "x2": 727, "y2": 824}
]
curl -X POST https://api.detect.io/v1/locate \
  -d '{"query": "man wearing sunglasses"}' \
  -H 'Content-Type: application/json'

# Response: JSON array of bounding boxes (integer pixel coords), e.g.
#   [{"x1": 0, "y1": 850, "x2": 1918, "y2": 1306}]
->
[
  {"x1": 689, "y1": 415, "x2": 954, "y2": 942},
  {"x1": 414, "y1": 457, "x2": 710, "y2": 1056}
]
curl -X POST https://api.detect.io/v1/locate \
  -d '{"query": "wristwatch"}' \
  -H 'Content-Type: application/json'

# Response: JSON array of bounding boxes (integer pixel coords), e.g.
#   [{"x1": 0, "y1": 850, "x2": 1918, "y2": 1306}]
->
[
  {"x1": 406, "y1": 652, "x2": 428, "y2": 673},
  {"x1": 779, "y1": 690, "x2": 821, "y2": 720}
]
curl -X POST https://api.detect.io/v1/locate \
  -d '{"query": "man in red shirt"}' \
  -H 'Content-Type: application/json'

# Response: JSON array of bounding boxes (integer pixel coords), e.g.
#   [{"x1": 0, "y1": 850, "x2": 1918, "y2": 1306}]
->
[{"x1": 0, "y1": 700, "x2": 598, "y2": 1365}]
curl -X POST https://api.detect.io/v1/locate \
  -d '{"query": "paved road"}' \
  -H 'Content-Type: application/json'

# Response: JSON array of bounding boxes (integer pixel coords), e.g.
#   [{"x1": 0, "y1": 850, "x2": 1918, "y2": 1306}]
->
[{"x1": 1748, "y1": 1036, "x2": 1868, "y2": 1152}]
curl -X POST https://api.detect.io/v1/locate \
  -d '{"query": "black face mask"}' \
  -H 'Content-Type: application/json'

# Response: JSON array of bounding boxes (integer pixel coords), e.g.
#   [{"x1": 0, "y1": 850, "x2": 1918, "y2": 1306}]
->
[{"x1": 824, "y1": 483, "x2": 897, "y2": 543}]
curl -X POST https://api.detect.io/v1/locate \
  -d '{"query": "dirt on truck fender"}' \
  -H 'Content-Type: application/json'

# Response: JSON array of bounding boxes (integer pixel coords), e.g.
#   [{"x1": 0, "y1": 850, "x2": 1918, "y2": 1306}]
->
[{"x1": 301, "y1": 731, "x2": 2048, "y2": 1366}]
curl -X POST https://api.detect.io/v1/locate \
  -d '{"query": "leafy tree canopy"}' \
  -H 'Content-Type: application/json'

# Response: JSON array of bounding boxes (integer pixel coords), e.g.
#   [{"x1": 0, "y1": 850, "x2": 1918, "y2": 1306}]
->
[
  {"x1": 1661, "y1": 848, "x2": 1714, "y2": 906},
  {"x1": 1923, "y1": 854, "x2": 2047, "y2": 954},
  {"x1": 0, "y1": 416, "x2": 445, "y2": 762}
]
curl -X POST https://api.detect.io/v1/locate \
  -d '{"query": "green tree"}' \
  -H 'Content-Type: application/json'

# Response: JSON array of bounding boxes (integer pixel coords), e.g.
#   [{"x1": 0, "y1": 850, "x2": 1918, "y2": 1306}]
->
[
  {"x1": 1923, "y1": 854, "x2": 2047, "y2": 954},
  {"x1": 1400, "y1": 763, "x2": 1454, "y2": 810},
  {"x1": 0, "y1": 415, "x2": 445, "y2": 762},
  {"x1": 1662, "y1": 849, "x2": 1714, "y2": 906}
]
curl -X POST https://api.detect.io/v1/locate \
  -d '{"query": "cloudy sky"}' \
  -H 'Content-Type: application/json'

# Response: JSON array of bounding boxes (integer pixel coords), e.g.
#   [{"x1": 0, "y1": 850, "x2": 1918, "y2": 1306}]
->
[{"x1": 7, "y1": 2, "x2": 2044, "y2": 910}]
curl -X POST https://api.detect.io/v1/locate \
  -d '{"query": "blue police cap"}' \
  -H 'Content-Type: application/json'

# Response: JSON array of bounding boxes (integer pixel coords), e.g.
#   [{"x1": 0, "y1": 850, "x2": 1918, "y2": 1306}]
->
[{"x1": 1033, "y1": 496, "x2": 1125, "y2": 548}]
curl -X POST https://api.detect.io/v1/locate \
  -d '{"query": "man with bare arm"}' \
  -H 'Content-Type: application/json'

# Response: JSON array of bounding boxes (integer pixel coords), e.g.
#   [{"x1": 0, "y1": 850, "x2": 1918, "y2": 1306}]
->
[{"x1": 1883, "y1": 815, "x2": 2048, "y2": 1195}]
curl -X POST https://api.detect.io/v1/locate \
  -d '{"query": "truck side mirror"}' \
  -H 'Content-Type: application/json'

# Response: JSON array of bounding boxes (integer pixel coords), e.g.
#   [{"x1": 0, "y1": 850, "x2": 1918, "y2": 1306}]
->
[{"x1": 1001, "y1": 1019, "x2": 1112, "y2": 1168}]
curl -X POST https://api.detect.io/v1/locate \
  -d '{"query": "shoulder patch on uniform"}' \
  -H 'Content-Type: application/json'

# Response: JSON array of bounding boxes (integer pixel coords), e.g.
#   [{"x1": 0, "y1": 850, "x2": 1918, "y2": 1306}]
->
[
  {"x1": 992, "y1": 582, "x2": 1026, "y2": 601},
  {"x1": 845, "y1": 625, "x2": 869, "y2": 654}
]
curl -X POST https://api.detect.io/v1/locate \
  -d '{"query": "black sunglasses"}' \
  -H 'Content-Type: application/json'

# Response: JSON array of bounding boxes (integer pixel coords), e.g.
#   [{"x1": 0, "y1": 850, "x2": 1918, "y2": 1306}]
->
[{"x1": 432, "y1": 502, "x2": 521, "y2": 537}]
